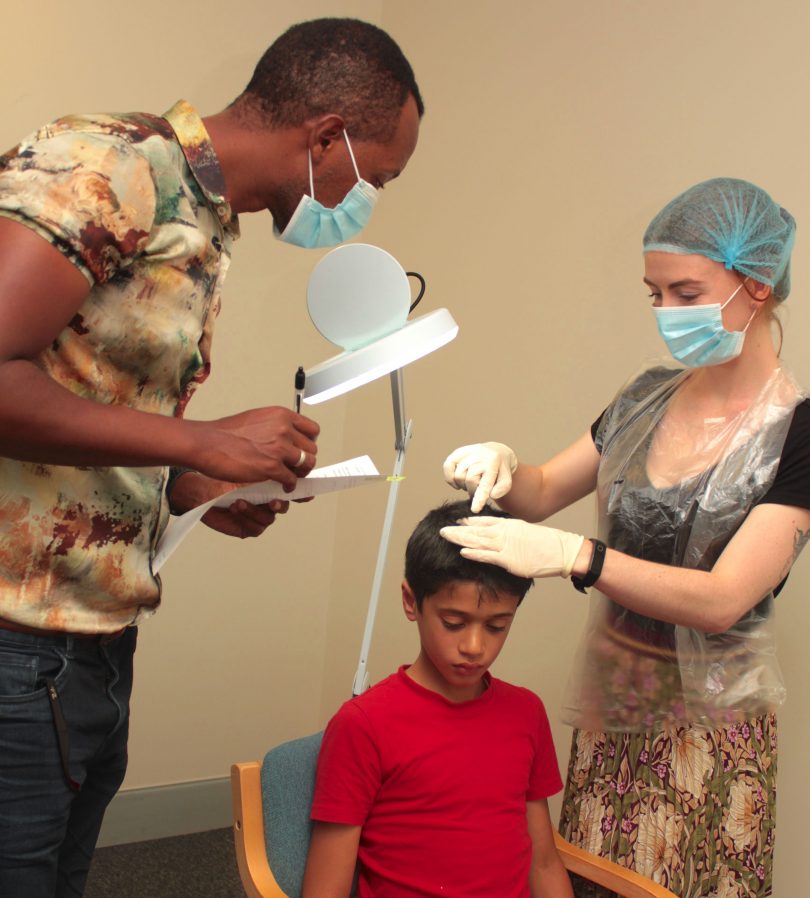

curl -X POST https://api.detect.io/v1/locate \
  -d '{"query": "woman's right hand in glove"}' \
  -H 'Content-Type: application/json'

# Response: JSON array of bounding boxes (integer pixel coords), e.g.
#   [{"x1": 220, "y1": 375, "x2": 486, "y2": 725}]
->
[{"x1": 442, "y1": 441, "x2": 518, "y2": 513}]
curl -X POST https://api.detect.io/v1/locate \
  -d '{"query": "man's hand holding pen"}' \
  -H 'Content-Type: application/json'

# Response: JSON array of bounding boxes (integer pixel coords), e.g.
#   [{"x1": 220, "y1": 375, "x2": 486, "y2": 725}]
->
[
  {"x1": 187, "y1": 401, "x2": 319, "y2": 490},
  {"x1": 165, "y1": 365, "x2": 318, "y2": 537}
]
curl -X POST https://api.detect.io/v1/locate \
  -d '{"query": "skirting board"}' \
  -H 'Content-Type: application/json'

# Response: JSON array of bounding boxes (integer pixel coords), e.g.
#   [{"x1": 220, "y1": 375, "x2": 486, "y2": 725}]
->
[{"x1": 96, "y1": 776, "x2": 232, "y2": 847}]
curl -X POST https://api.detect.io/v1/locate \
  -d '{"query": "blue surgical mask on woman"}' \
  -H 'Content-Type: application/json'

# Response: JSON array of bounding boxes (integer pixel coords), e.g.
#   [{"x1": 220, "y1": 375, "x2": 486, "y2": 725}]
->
[
  {"x1": 275, "y1": 131, "x2": 378, "y2": 249},
  {"x1": 653, "y1": 281, "x2": 757, "y2": 367}
]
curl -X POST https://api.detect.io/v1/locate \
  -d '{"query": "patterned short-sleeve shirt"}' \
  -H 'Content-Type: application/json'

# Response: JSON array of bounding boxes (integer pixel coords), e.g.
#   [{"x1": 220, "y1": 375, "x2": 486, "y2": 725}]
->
[{"x1": 0, "y1": 100, "x2": 239, "y2": 633}]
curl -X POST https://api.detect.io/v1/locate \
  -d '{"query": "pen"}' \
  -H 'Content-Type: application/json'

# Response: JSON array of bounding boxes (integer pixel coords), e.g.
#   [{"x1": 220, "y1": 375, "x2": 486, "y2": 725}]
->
[{"x1": 294, "y1": 366, "x2": 306, "y2": 413}]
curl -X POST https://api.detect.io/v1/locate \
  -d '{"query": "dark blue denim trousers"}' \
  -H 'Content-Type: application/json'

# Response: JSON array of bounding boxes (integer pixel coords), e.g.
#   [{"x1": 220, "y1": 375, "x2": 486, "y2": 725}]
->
[{"x1": 0, "y1": 626, "x2": 137, "y2": 897}]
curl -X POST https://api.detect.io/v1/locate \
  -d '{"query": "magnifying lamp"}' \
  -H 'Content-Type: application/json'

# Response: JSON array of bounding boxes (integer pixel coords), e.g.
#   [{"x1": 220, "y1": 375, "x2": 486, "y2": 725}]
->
[
  {"x1": 303, "y1": 244, "x2": 458, "y2": 405},
  {"x1": 303, "y1": 244, "x2": 458, "y2": 695}
]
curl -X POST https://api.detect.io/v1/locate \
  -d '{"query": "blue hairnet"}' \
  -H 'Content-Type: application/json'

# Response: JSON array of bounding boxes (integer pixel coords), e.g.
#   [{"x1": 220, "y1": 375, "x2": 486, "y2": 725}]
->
[{"x1": 643, "y1": 178, "x2": 796, "y2": 300}]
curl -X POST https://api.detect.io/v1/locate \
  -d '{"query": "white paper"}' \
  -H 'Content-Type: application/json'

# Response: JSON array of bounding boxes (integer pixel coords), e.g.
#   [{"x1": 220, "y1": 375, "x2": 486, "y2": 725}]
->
[{"x1": 153, "y1": 455, "x2": 384, "y2": 573}]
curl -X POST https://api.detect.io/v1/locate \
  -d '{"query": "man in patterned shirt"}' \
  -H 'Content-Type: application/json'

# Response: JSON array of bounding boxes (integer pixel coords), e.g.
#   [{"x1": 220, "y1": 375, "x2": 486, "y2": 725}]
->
[{"x1": 0, "y1": 17, "x2": 422, "y2": 896}]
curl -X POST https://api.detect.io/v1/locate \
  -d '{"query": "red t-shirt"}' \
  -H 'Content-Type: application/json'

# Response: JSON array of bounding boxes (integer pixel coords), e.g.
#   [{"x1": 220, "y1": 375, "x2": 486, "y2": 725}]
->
[{"x1": 312, "y1": 666, "x2": 563, "y2": 898}]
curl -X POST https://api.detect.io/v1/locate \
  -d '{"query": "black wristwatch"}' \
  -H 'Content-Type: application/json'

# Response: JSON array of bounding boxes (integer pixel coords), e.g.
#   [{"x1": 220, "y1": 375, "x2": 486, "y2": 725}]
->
[
  {"x1": 166, "y1": 466, "x2": 195, "y2": 516},
  {"x1": 571, "y1": 539, "x2": 607, "y2": 593}
]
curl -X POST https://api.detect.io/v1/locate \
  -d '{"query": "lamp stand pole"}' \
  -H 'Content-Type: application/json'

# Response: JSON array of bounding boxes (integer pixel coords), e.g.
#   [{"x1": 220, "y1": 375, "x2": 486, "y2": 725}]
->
[{"x1": 351, "y1": 368, "x2": 412, "y2": 696}]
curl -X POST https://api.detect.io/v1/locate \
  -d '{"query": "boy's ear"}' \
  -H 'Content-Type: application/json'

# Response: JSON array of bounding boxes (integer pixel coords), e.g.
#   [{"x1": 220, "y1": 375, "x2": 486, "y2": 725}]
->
[{"x1": 402, "y1": 580, "x2": 419, "y2": 621}]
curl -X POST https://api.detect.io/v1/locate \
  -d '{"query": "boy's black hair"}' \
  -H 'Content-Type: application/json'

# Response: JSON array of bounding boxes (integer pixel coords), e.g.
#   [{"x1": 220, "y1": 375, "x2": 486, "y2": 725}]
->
[
  {"x1": 234, "y1": 18, "x2": 423, "y2": 141},
  {"x1": 404, "y1": 500, "x2": 534, "y2": 609}
]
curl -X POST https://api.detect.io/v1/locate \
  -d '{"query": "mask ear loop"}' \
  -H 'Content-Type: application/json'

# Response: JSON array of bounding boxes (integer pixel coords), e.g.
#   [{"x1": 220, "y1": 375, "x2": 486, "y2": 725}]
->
[
  {"x1": 719, "y1": 280, "x2": 759, "y2": 334},
  {"x1": 719, "y1": 281, "x2": 746, "y2": 311},
  {"x1": 342, "y1": 130, "x2": 363, "y2": 183},
  {"x1": 307, "y1": 149, "x2": 316, "y2": 200},
  {"x1": 736, "y1": 277, "x2": 763, "y2": 334},
  {"x1": 741, "y1": 307, "x2": 759, "y2": 334}
]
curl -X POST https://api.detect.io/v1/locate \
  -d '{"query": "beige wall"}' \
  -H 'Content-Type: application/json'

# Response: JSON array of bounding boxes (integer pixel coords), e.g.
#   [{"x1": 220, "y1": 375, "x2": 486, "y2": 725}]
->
[{"x1": 4, "y1": 0, "x2": 810, "y2": 892}]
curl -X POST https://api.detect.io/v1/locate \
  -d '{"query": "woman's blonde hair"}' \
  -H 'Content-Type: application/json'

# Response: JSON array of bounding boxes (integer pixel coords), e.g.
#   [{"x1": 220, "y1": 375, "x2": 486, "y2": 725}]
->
[{"x1": 764, "y1": 295, "x2": 784, "y2": 355}]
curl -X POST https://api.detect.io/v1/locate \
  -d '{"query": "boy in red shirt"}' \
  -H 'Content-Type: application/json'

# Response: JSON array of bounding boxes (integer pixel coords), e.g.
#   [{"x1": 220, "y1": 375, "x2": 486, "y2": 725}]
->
[{"x1": 304, "y1": 501, "x2": 573, "y2": 898}]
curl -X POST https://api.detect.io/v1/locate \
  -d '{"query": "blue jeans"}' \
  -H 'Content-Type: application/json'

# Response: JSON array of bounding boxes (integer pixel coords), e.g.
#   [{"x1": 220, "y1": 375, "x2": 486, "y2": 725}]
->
[{"x1": 0, "y1": 627, "x2": 137, "y2": 897}]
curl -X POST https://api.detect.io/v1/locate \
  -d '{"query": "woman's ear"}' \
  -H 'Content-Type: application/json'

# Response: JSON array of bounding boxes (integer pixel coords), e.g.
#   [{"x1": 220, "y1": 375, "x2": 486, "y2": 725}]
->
[{"x1": 743, "y1": 277, "x2": 772, "y2": 303}]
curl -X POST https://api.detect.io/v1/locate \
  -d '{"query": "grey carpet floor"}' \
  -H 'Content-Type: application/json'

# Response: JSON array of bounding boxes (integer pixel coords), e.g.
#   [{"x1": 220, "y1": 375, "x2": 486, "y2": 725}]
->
[{"x1": 84, "y1": 827, "x2": 246, "y2": 898}]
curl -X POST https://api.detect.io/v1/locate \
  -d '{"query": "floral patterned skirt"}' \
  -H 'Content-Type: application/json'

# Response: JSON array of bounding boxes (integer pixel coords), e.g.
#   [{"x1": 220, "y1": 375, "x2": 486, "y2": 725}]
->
[{"x1": 558, "y1": 715, "x2": 777, "y2": 898}]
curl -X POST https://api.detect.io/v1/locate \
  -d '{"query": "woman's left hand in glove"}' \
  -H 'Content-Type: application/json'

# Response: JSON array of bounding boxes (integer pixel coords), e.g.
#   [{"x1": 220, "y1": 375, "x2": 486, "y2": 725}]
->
[{"x1": 440, "y1": 515, "x2": 585, "y2": 578}]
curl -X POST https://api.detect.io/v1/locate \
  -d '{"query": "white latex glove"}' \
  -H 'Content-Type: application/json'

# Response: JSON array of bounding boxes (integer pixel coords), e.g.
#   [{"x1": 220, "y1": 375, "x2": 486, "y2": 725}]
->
[
  {"x1": 440, "y1": 516, "x2": 585, "y2": 578},
  {"x1": 442, "y1": 442, "x2": 518, "y2": 513}
]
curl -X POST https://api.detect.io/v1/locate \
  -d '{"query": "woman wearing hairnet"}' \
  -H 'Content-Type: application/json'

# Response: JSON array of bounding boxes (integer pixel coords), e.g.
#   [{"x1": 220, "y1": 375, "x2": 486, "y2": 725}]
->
[{"x1": 442, "y1": 178, "x2": 809, "y2": 897}]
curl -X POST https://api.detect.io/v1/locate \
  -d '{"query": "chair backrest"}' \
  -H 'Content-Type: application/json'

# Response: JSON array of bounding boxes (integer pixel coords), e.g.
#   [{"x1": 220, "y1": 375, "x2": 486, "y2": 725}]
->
[{"x1": 259, "y1": 731, "x2": 323, "y2": 898}]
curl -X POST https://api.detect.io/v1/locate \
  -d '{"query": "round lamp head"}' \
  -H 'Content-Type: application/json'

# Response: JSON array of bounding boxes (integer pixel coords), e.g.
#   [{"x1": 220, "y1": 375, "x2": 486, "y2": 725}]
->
[{"x1": 307, "y1": 244, "x2": 411, "y2": 351}]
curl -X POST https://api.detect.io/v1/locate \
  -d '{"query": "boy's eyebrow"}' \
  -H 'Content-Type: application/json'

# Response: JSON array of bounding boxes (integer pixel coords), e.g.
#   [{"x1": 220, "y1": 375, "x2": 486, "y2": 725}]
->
[{"x1": 437, "y1": 607, "x2": 515, "y2": 620}]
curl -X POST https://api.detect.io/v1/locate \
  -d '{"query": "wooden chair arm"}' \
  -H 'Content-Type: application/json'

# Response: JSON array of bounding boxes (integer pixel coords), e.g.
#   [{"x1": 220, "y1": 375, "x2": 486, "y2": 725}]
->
[{"x1": 554, "y1": 832, "x2": 678, "y2": 898}]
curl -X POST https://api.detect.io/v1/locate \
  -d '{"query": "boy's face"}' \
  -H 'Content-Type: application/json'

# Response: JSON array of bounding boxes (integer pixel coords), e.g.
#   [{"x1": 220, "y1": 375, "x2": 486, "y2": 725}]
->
[{"x1": 402, "y1": 579, "x2": 519, "y2": 703}]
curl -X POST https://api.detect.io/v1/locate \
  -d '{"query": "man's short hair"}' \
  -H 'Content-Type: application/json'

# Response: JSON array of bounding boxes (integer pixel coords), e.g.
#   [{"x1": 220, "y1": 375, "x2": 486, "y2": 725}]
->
[
  {"x1": 405, "y1": 501, "x2": 534, "y2": 609},
  {"x1": 235, "y1": 18, "x2": 423, "y2": 141}
]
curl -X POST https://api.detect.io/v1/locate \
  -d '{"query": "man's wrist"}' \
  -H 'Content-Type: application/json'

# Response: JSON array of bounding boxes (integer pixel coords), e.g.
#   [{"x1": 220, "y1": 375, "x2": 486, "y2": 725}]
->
[{"x1": 166, "y1": 467, "x2": 197, "y2": 515}]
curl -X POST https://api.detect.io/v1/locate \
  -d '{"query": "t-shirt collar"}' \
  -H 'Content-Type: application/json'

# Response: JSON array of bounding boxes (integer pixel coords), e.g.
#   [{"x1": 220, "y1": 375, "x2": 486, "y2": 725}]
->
[
  {"x1": 163, "y1": 100, "x2": 239, "y2": 236},
  {"x1": 397, "y1": 664, "x2": 495, "y2": 709}
]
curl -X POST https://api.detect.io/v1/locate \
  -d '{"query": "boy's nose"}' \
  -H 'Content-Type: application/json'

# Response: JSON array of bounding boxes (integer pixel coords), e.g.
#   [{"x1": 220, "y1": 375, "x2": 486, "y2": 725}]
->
[{"x1": 459, "y1": 628, "x2": 484, "y2": 657}]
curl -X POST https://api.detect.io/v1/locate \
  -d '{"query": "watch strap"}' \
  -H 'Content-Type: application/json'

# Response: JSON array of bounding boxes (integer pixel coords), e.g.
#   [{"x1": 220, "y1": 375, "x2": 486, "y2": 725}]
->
[{"x1": 571, "y1": 539, "x2": 606, "y2": 593}]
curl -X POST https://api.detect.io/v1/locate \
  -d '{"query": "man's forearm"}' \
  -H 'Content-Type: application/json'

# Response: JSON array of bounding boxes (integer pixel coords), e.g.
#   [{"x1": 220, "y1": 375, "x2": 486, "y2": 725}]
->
[
  {"x1": 0, "y1": 359, "x2": 199, "y2": 468},
  {"x1": 0, "y1": 358, "x2": 320, "y2": 487}
]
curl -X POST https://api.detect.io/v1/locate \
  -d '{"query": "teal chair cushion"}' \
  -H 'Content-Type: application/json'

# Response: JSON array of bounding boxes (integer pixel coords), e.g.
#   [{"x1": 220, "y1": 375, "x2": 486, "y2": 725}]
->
[{"x1": 260, "y1": 731, "x2": 324, "y2": 898}]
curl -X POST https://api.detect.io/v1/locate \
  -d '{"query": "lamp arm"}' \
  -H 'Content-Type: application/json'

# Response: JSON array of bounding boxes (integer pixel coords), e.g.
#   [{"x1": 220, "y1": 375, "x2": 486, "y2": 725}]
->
[
  {"x1": 390, "y1": 369, "x2": 407, "y2": 452},
  {"x1": 351, "y1": 371, "x2": 413, "y2": 696}
]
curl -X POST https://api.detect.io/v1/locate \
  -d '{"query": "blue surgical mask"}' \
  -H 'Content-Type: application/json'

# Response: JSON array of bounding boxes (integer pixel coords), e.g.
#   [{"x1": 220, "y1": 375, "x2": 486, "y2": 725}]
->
[
  {"x1": 653, "y1": 282, "x2": 756, "y2": 367},
  {"x1": 275, "y1": 131, "x2": 378, "y2": 249}
]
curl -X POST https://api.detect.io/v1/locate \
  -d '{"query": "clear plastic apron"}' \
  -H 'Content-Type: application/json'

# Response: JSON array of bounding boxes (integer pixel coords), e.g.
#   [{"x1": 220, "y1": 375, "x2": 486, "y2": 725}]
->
[{"x1": 561, "y1": 363, "x2": 804, "y2": 732}]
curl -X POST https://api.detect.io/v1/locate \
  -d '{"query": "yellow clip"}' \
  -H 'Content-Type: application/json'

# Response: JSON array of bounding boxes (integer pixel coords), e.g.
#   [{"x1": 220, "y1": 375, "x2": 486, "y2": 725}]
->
[{"x1": 386, "y1": 475, "x2": 406, "y2": 482}]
